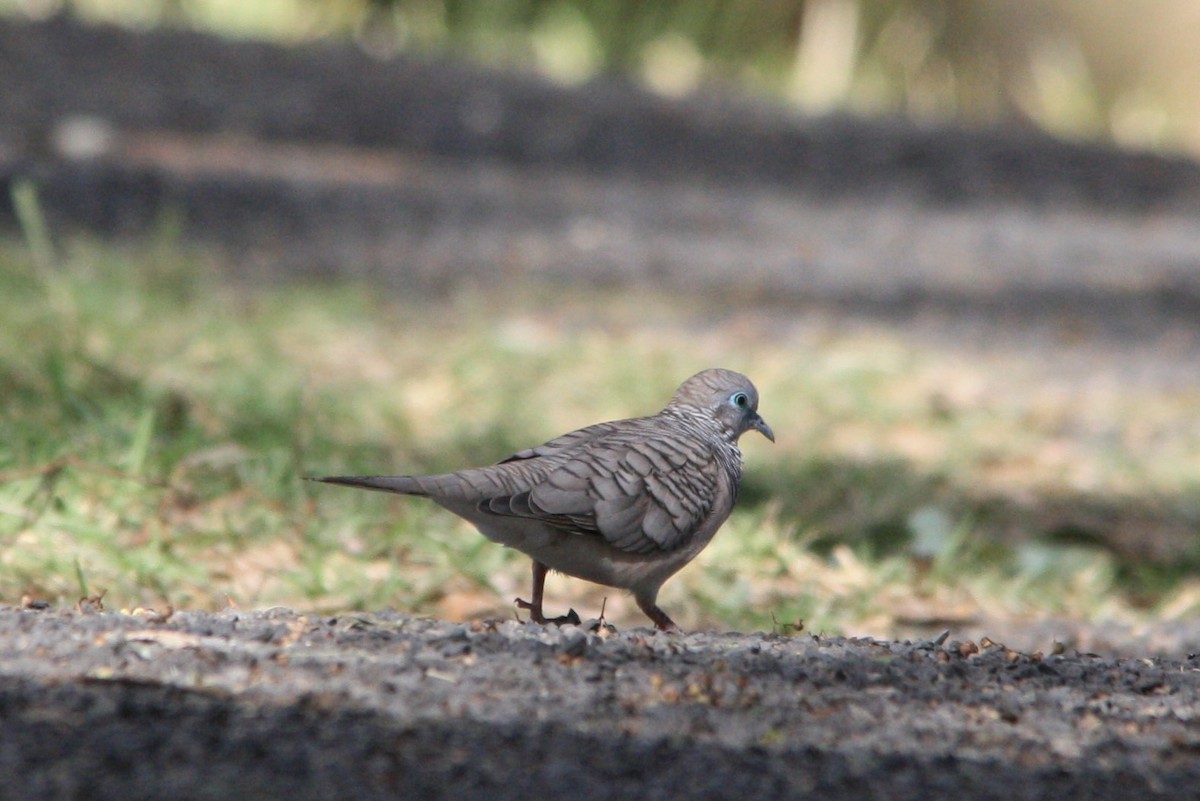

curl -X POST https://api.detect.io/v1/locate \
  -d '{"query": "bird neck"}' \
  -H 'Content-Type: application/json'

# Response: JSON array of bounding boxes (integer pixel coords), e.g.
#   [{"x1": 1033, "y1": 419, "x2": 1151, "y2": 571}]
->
[{"x1": 662, "y1": 405, "x2": 744, "y2": 449}]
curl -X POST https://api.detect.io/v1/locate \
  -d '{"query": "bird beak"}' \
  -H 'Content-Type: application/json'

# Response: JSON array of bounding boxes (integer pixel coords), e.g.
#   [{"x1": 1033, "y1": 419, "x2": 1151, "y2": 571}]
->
[{"x1": 751, "y1": 414, "x2": 775, "y2": 443}]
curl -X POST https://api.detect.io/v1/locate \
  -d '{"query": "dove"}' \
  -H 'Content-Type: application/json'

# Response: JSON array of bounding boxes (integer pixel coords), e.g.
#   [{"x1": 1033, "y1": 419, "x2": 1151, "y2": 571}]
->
[{"x1": 310, "y1": 368, "x2": 773, "y2": 631}]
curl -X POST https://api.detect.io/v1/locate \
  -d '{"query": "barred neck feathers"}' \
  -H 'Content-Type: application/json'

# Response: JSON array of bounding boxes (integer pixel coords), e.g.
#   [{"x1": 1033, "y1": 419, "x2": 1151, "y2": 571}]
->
[{"x1": 659, "y1": 405, "x2": 745, "y2": 480}]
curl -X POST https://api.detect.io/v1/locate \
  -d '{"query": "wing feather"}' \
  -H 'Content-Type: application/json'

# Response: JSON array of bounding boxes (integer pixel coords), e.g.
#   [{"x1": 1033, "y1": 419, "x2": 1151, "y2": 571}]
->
[{"x1": 487, "y1": 423, "x2": 721, "y2": 554}]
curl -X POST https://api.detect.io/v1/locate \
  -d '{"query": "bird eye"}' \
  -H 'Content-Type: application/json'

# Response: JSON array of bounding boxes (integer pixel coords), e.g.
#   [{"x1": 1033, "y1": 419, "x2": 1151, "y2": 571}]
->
[{"x1": 731, "y1": 392, "x2": 750, "y2": 409}]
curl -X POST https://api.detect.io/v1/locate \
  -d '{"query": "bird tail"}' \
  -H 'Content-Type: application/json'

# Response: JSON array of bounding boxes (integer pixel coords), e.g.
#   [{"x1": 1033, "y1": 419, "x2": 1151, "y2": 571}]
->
[{"x1": 306, "y1": 475, "x2": 429, "y2": 496}]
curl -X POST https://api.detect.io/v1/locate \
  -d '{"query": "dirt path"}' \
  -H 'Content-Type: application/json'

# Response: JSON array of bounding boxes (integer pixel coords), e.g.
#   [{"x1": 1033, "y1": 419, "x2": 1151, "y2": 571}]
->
[{"x1": 3, "y1": 606, "x2": 1199, "y2": 801}]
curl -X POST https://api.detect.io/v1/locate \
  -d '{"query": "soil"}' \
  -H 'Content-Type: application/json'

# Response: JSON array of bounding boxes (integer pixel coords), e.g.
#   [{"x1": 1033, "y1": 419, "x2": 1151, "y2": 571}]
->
[
  {"x1": 4, "y1": 605, "x2": 1200, "y2": 801},
  {"x1": 3, "y1": 16, "x2": 1200, "y2": 800}
]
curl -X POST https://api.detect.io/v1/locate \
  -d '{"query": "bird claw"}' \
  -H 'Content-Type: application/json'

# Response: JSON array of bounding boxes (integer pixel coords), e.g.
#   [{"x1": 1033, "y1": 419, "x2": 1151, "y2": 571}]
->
[
  {"x1": 514, "y1": 596, "x2": 539, "y2": 619},
  {"x1": 515, "y1": 598, "x2": 581, "y2": 627}
]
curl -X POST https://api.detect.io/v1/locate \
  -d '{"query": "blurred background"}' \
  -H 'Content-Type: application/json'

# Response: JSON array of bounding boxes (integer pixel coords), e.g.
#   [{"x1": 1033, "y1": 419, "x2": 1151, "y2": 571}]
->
[
  {"x1": 2, "y1": 0, "x2": 1200, "y2": 649},
  {"x1": 6, "y1": 0, "x2": 1200, "y2": 156}
]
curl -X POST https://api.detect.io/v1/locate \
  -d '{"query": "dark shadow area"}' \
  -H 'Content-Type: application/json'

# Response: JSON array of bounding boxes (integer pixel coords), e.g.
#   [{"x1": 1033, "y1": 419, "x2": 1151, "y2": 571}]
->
[
  {"x1": 6, "y1": 154, "x2": 1200, "y2": 344},
  {"x1": 3, "y1": 16, "x2": 1199, "y2": 211},
  {"x1": 743, "y1": 456, "x2": 1200, "y2": 580}
]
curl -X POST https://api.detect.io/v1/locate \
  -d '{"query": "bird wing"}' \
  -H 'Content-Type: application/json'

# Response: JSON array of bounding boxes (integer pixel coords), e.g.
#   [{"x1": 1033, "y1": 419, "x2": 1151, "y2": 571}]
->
[
  {"x1": 483, "y1": 423, "x2": 724, "y2": 554},
  {"x1": 497, "y1": 420, "x2": 629, "y2": 463},
  {"x1": 316, "y1": 420, "x2": 727, "y2": 555}
]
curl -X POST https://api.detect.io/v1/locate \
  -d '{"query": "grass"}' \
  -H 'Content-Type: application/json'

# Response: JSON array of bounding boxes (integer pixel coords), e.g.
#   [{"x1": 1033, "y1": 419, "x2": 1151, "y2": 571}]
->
[{"x1": 2, "y1": 228, "x2": 1200, "y2": 636}]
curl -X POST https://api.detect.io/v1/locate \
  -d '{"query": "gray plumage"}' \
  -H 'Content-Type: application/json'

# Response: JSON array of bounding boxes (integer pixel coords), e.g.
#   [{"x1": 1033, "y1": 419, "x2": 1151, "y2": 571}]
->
[{"x1": 311, "y1": 368, "x2": 773, "y2": 631}]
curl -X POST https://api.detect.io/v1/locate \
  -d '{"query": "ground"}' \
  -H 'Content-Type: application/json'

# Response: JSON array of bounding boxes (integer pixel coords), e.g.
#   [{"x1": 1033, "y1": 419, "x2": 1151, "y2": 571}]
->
[{"x1": 3, "y1": 605, "x2": 1200, "y2": 800}]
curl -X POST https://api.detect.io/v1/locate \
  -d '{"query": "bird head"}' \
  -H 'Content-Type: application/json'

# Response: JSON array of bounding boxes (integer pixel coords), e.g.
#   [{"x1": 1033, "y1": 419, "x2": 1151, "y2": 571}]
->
[{"x1": 670, "y1": 368, "x2": 775, "y2": 443}]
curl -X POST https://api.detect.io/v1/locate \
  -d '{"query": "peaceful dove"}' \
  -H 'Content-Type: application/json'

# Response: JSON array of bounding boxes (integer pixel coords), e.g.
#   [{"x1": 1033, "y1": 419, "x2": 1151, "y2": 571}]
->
[{"x1": 310, "y1": 368, "x2": 773, "y2": 631}]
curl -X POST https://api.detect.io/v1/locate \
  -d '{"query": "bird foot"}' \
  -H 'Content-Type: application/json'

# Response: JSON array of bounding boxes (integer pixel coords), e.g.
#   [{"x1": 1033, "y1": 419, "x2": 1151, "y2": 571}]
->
[{"x1": 515, "y1": 598, "x2": 581, "y2": 627}]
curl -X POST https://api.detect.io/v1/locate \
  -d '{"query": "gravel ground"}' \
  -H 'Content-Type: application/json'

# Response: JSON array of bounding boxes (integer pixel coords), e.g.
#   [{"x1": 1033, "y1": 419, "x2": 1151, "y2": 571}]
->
[{"x1": 3, "y1": 605, "x2": 1200, "y2": 801}]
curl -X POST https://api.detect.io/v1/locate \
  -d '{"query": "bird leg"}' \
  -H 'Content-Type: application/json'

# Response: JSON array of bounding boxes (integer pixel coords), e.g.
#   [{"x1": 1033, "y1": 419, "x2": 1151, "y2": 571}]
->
[
  {"x1": 516, "y1": 561, "x2": 581, "y2": 626},
  {"x1": 636, "y1": 596, "x2": 680, "y2": 632},
  {"x1": 514, "y1": 560, "x2": 548, "y2": 622}
]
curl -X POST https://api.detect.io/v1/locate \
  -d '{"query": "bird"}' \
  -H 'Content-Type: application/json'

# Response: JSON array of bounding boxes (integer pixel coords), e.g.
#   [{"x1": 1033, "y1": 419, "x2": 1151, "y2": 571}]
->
[{"x1": 309, "y1": 368, "x2": 773, "y2": 631}]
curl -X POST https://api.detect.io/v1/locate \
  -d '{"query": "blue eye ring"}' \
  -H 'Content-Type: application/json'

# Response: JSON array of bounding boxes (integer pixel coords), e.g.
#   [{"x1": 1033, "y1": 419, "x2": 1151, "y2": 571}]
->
[{"x1": 731, "y1": 392, "x2": 750, "y2": 409}]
